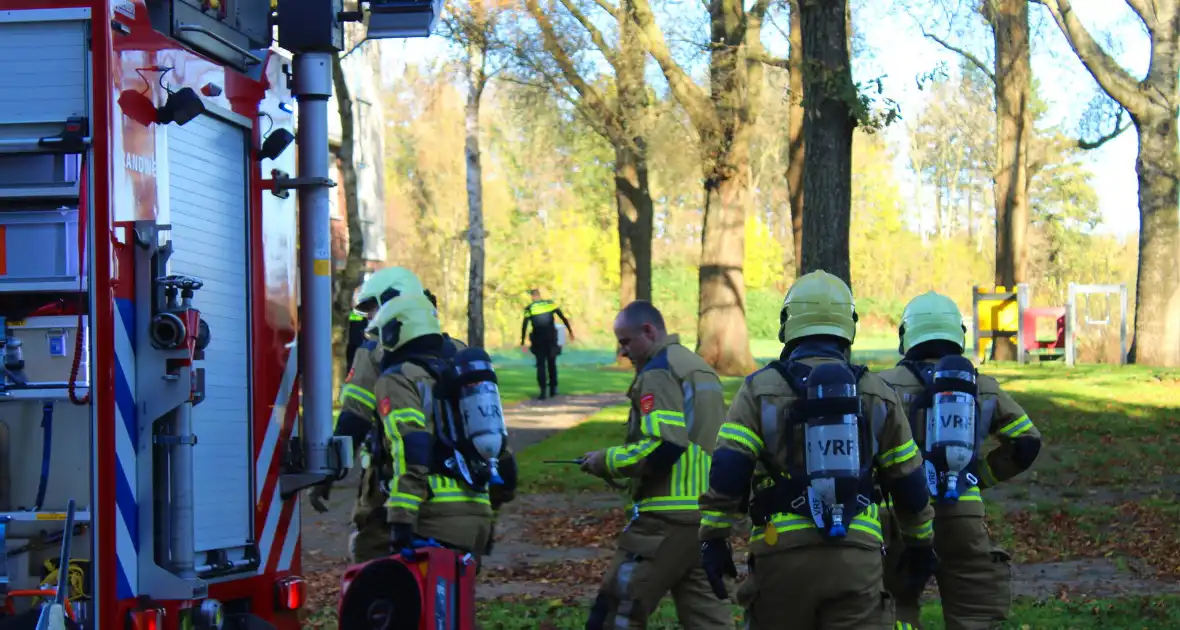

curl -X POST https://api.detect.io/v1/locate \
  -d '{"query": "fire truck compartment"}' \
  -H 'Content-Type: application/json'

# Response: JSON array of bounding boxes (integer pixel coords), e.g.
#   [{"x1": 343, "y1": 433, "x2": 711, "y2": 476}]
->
[
  {"x1": 163, "y1": 113, "x2": 254, "y2": 560},
  {"x1": 7, "y1": 316, "x2": 89, "y2": 388},
  {"x1": 0, "y1": 209, "x2": 83, "y2": 292},
  {"x1": 0, "y1": 12, "x2": 89, "y2": 145},
  {"x1": 0, "y1": 153, "x2": 81, "y2": 200}
]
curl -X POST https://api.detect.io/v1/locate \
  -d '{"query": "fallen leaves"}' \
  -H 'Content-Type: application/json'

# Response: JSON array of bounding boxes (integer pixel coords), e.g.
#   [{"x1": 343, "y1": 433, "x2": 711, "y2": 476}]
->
[
  {"x1": 521, "y1": 508, "x2": 627, "y2": 548},
  {"x1": 482, "y1": 557, "x2": 612, "y2": 588}
]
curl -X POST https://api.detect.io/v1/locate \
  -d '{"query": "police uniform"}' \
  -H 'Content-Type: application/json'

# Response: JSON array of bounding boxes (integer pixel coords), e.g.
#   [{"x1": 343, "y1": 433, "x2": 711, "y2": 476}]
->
[
  {"x1": 521, "y1": 297, "x2": 574, "y2": 398},
  {"x1": 879, "y1": 292, "x2": 1043, "y2": 630},
  {"x1": 698, "y1": 271, "x2": 936, "y2": 630},
  {"x1": 583, "y1": 334, "x2": 733, "y2": 630},
  {"x1": 350, "y1": 294, "x2": 512, "y2": 564}
]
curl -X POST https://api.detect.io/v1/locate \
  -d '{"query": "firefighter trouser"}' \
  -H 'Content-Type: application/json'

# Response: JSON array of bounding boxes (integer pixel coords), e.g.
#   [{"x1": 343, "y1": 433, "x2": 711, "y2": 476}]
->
[
  {"x1": 349, "y1": 467, "x2": 492, "y2": 566},
  {"x1": 531, "y1": 342, "x2": 559, "y2": 393},
  {"x1": 588, "y1": 516, "x2": 732, "y2": 630},
  {"x1": 739, "y1": 545, "x2": 894, "y2": 630},
  {"x1": 883, "y1": 513, "x2": 1012, "y2": 630}
]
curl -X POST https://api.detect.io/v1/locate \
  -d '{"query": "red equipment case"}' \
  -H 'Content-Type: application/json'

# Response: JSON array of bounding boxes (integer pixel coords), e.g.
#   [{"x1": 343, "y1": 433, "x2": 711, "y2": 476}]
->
[{"x1": 338, "y1": 546, "x2": 477, "y2": 630}]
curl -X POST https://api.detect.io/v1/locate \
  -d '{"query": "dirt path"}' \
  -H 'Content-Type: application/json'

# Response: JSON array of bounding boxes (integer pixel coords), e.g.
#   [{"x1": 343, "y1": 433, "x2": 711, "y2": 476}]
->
[{"x1": 299, "y1": 393, "x2": 627, "y2": 574}]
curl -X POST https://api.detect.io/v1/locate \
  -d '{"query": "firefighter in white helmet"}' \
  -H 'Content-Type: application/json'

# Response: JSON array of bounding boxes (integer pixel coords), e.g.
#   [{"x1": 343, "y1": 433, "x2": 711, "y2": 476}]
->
[
  {"x1": 351, "y1": 293, "x2": 514, "y2": 564},
  {"x1": 309, "y1": 267, "x2": 468, "y2": 513}
]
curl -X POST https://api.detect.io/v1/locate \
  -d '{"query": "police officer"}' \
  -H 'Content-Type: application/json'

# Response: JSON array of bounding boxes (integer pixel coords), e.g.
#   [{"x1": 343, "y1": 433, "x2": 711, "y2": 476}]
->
[
  {"x1": 351, "y1": 293, "x2": 515, "y2": 563},
  {"x1": 309, "y1": 267, "x2": 468, "y2": 513},
  {"x1": 520, "y1": 289, "x2": 575, "y2": 400},
  {"x1": 880, "y1": 291, "x2": 1042, "y2": 630},
  {"x1": 578, "y1": 300, "x2": 733, "y2": 630},
  {"x1": 698, "y1": 270, "x2": 937, "y2": 630}
]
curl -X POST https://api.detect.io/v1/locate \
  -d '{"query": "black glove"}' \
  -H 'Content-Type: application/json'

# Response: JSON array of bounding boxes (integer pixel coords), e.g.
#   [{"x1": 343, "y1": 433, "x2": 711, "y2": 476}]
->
[
  {"x1": 700, "y1": 539, "x2": 737, "y2": 600},
  {"x1": 308, "y1": 481, "x2": 332, "y2": 514},
  {"x1": 389, "y1": 523, "x2": 415, "y2": 554},
  {"x1": 898, "y1": 544, "x2": 940, "y2": 590},
  {"x1": 485, "y1": 524, "x2": 496, "y2": 556}
]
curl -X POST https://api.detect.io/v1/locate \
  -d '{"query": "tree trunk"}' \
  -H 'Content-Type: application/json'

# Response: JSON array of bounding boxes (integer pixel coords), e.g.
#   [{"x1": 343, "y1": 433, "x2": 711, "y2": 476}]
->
[
  {"x1": 615, "y1": 144, "x2": 653, "y2": 306},
  {"x1": 698, "y1": 170, "x2": 756, "y2": 375},
  {"x1": 331, "y1": 53, "x2": 366, "y2": 390},
  {"x1": 1128, "y1": 118, "x2": 1180, "y2": 366},
  {"x1": 988, "y1": 0, "x2": 1031, "y2": 361},
  {"x1": 798, "y1": 0, "x2": 854, "y2": 287},
  {"x1": 465, "y1": 43, "x2": 487, "y2": 349},
  {"x1": 786, "y1": 0, "x2": 804, "y2": 275}
]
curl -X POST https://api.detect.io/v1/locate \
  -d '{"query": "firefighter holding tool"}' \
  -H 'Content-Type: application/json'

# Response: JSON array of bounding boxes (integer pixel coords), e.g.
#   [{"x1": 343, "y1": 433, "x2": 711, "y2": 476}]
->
[
  {"x1": 698, "y1": 270, "x2": 937, "y2": 630},
  {"x1": 348, "y1": 292, "x2": 516, "y2": 564},
  {"x1": 578, "y1": 300, "x2": 733, "y2": 630},
  {"x1": 879, "y1": 291, "x2": 1042, "y2": 630}
]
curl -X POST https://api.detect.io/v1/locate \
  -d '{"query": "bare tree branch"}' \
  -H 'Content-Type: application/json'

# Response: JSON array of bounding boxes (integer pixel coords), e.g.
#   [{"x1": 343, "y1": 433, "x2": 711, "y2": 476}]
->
[
  {"x1": 924, "y1": 29, "x2": 996, "y2": 83},
  {"x1": 588, "y1": 0, "x2": 619, "y2": 17},
  {"x1": 525, "y1": 0, "x2": 622, "y2": 142},
  {"x1": 630, "y1": 0, "x2": 715, "y2": 132},
  {"x1": 747, "y1": 51, "x2": 790, "y2": 69},
  {"x1": 555, "y1": 0, "x2": 619, "y2": 68},
  {"x1": 1031, "y1": 0, "x2": 1147, "y2": 113},
  {"x1": 1077, "y1": 107, "x2": 1133, "y2": 150},
  {"x1": 1124, "y1": 0, "x2": 1158, "y2": 32}
]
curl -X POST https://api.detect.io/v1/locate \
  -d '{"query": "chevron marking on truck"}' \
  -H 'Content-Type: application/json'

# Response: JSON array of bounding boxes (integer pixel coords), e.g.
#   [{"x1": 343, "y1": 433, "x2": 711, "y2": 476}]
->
[
  {"x1": 114, "y1": 297, "x2": 139, "y2": 599},
  {"x1": 256, "y1": 343, "x2": 299, "y2": 573}
]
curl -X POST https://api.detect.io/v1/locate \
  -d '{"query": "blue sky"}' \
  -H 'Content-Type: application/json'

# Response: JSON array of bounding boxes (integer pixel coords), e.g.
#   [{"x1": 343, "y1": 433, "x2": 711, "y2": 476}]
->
[{"x1": 376, "y1": 1, "x2": 1147, "y2": 238}]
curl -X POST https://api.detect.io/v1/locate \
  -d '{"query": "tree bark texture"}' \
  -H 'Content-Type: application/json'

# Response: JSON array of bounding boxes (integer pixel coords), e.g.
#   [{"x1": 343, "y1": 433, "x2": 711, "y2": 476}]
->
[
  {"x1": 786, "y1": 0, "x2": 805, "y2": 275},
  {"x1": 1130, "y1": 118, "x2": 1180, "y2": 366},
  {"x1": 465, "y1": 39, "x2": 488, "y2": 349},
  {"x1": 616, "y1": 0, "x2": 653, "y2": 305},
  {"x1": 798, "y1": 0, "x2": 854, "y2": 288},
  {"x1": 330, "y1": 53, "x2": 366, "y2": 389},
  {"x1": 983, "y1": 0, "x2": 1031, "y2": 361},
  {"x1": 1032, "y1": 0, "x2": 1180, "y2": 366}
]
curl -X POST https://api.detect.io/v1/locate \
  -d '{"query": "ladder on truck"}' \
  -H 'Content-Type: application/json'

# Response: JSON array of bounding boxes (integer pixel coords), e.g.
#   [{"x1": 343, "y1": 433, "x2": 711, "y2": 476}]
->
[{"x1": 0, "y1": 7, "x2": 95, "y2": 624}]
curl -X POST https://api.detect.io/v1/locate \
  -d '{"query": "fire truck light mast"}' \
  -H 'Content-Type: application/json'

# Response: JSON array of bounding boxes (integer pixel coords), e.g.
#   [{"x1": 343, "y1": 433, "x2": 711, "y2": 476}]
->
[{"x1": 276, "y1": 0, "x2": 444, "y2": 498}]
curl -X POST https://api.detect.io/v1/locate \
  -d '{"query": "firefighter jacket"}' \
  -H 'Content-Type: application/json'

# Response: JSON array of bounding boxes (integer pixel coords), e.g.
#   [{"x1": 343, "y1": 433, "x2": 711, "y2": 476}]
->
[
  {"x1": 338, "y1": 334, "x2": 467, "y2": 425},
  {"x1": 879, "y1": 361, "x2": 1042, "y2": 518},
  {"x1": 372, "y1": 340, "x2": 508, "y2": 529},
  {"x1": 521, "y1": 299, "x2": 573, "y2": 347},
  {"x1": 700, "y1": 349, "x2": 935, "y2": 555},
  {"x1": 338, "y1": 340, "x2": 382, "y2": 422},
  {"x1": 602, "y1": 334, "x2": 726, "y2": 526}
]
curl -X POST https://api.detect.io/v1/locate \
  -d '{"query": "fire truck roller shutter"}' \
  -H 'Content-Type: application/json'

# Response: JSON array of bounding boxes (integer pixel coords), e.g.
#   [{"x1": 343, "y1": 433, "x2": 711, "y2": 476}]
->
[{"x1": 165, "y1": 112, "x2": 255, "y2": 562}]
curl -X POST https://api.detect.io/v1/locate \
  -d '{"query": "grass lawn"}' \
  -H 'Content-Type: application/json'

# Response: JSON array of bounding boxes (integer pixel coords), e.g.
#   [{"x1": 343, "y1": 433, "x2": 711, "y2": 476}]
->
[{"x1": 475, "y1": 595, "x2": 1180, "y2": 629}]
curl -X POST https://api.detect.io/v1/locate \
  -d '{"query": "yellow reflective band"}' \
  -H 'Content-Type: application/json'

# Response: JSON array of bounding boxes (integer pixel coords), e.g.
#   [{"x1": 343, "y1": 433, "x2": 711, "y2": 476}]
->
[
  {"x1": 668, "y1": 443, "x2": 709, "y2": 506},
  {"x1": 896, "y1": 623, "x2": 917, "y2": 630},
  {"x1": 340, "y1": 383, "x2": 377, "y2": 410},
  {"x1": 642, "y1": 410, "x2": 685, "y2": 438},
  {"x1": 701, "y1": 511, "x2": 741, "y2": 529},
  {"x1": 719, "y1": 422, "x2": 764, "y2": 456},
  {"x1": 959, "y1": 486, "x2": 983, "y2": 502},
  {"x1": 385, "y1": 492, "x2": 421, "y2": 511},
  {"x1": 903, "y1": 519, "x2": 934, "y2": 540},
  {"x1": 999, "y1": 415, "x2": 1034, "y2": 438},
  {"x1": 635, "y1": 497, "x2": 699, "y2": 512},
  {"x1": 978, "y1": 460, "x2": 998, "y2": 488},
  {"x1": 878, "y1": 439, "x2": 919, "y2": 468},
  {"x1": 750, "y1": 504, "x2": 883, "y2": 543},
  {"x1": 605, "y1": 438, "x2": 661, "y2": 476},
  {"x1": 427, "y1": 475, "x2": 491, "y2": 504},
  {"x1": 387, "y1": 408, "x2": 427, "y2": 429},
  {"x1": 527, "y1": 301, "x2": 559, "y2": 316}
]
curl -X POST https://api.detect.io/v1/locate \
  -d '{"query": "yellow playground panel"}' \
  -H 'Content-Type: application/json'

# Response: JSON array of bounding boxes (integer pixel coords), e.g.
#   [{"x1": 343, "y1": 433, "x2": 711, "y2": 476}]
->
[{"x1": 972, "y1": 285, "x2": 1026, "y2": 362}]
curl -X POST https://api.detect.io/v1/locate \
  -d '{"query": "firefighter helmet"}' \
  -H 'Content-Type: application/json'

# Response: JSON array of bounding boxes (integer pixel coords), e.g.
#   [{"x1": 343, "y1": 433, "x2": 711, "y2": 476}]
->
[
  {"x1": 778, "y1": 270, "x2": 858, "y2": 345},
  {"x1": 899, "y1": 291, "x2": 966, "y2": 354},
  {"x1": 367, "y1": 293, "x2": 441, "y2": 352},
  {"x1": 354, "y1": 267, "x2": 426, "y2": 316}
]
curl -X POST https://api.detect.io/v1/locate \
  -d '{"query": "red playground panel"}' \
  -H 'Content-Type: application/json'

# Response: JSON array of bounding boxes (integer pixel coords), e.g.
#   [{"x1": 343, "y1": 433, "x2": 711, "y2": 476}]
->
[{"x1": 1022, "y1": 307, "x2": 1067, "y2": 351}]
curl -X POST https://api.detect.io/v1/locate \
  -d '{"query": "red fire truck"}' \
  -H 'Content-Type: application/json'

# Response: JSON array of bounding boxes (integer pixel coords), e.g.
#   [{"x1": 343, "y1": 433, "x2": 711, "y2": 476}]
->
[{"x1": 0, "y1": 1, "x2": 437, "y2": 628}]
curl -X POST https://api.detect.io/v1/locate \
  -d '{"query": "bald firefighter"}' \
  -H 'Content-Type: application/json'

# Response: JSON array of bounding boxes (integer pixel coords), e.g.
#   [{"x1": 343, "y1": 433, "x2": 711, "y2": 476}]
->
[
  {"x1": 578, "y1": 300, "x2": 732, "y2": 630},
  {"x1": 309, "y1": 267, "x2": 468, "y2": 513},
  {"x1": 350, "y1": 293, "x2": 516, "y2": 563},
  {"x1": 880, "y1": 291, "x2": 1042, "y2": 630},
  {"x1": 698, "y1": 270, "x2": 937, "y2": 630}
]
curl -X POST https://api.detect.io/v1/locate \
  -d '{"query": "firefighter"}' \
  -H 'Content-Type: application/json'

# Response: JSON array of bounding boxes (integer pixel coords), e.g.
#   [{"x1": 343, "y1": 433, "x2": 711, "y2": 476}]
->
[
  {"x1": 520, "y1": 288, "x2": 575, "y2": 400},
  {"x1": 309, "y1": 267, "x2": 467, "y2": 514},
  {"x1": 578, "y1": 300, "x2": 733, "y2": 630},
  {"x1": 351, "y1": 292, "x2": 514, "y2": 564},
  {"x1": 697, "y1": 270, "x2": 938, "y2": 630},
  {"x1": 879, "y1": 291, "x2": 1042, "y2": 630}
]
